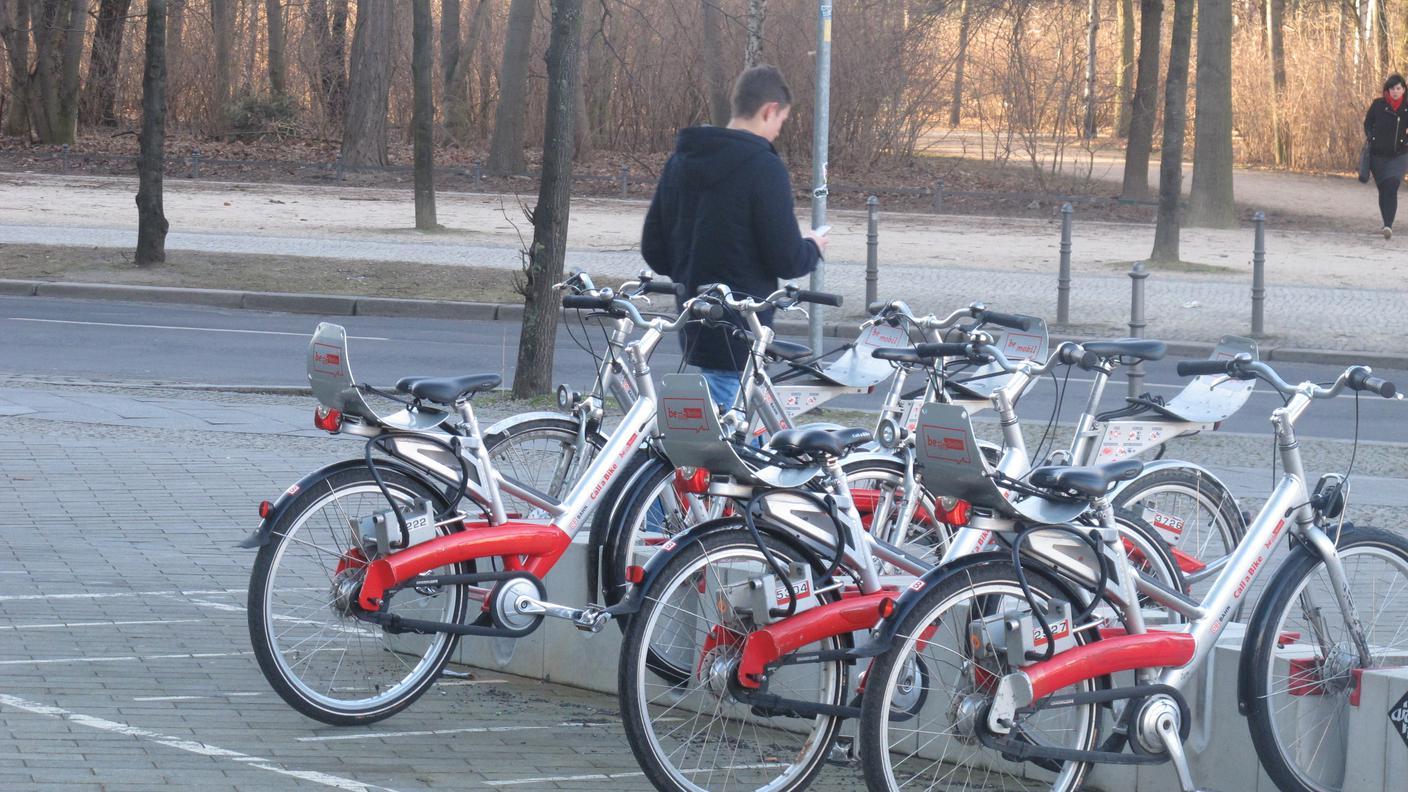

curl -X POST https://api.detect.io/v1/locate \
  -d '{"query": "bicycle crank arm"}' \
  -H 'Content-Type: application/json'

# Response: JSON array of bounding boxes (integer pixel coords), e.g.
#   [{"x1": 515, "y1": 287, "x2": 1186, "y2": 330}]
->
[{"x1": 513, "y1": 596, "x2": 615, "y2": 633}]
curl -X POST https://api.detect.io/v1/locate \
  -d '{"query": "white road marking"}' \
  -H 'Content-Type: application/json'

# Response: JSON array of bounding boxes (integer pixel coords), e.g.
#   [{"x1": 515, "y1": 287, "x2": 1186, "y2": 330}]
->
[
  {"x1": 6, "y1": 318, "x2": 389, "y2": 341},
  {"x1": 0, "y1": 587, "x2": 244, "y2": 602},
  {"x1": 0, "y1": 651, "x2": 256, "y2": 666},
  {"x1": 434, "y1": 679, "x2": 507, "y2": 687},
  {"x1": 133, "y1": 692, "x2": 264, "y2": 702},
  {"x1": 484, "y1": 765, "x2": 785, "y2": 787},
  {"x1": 297, "y1": 720, "x2": 611, "y2": 743},
  {"x1": 0, "y1": 618, "x2": 202, "y2": 631},
  {"x1": 171, "y1": 594, "x2": 381, "y2": 638},
  {"x1": 0, "y1": 693, "x2": 400, "y2": 792}
]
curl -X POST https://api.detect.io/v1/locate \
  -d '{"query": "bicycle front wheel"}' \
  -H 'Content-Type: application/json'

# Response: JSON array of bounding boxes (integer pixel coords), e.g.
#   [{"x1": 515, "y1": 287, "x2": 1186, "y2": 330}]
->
[
  {"x1": 1113, "y1": 466, "x2": 1243, "y2": 597},
  {"x1": 248, "y1": 465, "x2": 469, "y2": 726},
  {"x1": 1244, "y1": 526, "x2": 1408, "y2": 792},
  {"x1": 619, "y1": 528, "x2": 847, "y2": 792}
]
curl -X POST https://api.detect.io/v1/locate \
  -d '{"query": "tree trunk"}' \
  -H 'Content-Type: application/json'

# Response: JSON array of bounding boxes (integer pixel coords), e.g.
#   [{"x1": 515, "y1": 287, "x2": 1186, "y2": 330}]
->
[
  {"x1": 1189, "y1": 0, "x2": 1236, "y2": 227},
  {"x1": 1, "y1": 0, "x2": 31, "y2": 137},
  {"x1": 1121, "y1": 0, "x2": 1162, "y2": 199},
  {"x1": 1267, "y1": 0, "x2": 1290, "y2": 165},
  {"x1": 1083, "y1": 0, "x2": 1100, "y2": 138},
  {"x1": 1116, "y1": 0, "x2": 1134, "y2": 137},
  {"x1": 584, "y1": 0, "x2": 611, "y2": 146},
  {"x1": 341, "y1": 0, "x2": 393, "y2": 166},
  {"x1": 443, "y1": 0, "x2": 489, "y2": 144},
  {"x1": 1150, "y1": 0, "x2": 1194, "y2": 263},
  {"x1": 513, "y1": 0, "x2": 583, "y2": 398},
  {"x1": 1373, "y1": 0, "x2": 1389, "y2": 74},
  {"x1": 28, "y1": 0, "x2": 84, "y2": 143},
  {"x1": 308, "y1": 0, "x2": 347, "y2": 124},
  {"x1": 79, "y1": 0, "x2": 131, "y2": 127},
  {"x1": 136, "y1": 0, "x2": 168, "y2": 267},
  {"x1": 265, "y1": 0, "x2": 286, "y2": 95},
  {"x1": 168, "y1": 0, "x2": 182, "y2": 71},
  {"x1": 488, "y1": 0, "x2": 536, "y2": 175},
  {"x1": 701, "y1": 0, "x2": 731, "y2": 126},
  {"x1": 55, "y1": 0, "x2": 85, "y2": 141},
  {"x1": 745, "y1": 0, "x2": 767, "y2": 68},
  {"x1": 412, "y1": 0, "x2": 436, "y2": 229},
  {"x1": 950, "y1": 0, "x2": 972, "y2": 127},
  {"x1": 210, "y1": 0, "x2": 234, "y2": 133}
]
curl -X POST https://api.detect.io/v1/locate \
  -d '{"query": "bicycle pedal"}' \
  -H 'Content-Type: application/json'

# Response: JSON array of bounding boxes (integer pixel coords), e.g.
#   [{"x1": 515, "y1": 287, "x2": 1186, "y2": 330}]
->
[{"x1": 438, "y1": 668, "x2": 471, "y2": 679}]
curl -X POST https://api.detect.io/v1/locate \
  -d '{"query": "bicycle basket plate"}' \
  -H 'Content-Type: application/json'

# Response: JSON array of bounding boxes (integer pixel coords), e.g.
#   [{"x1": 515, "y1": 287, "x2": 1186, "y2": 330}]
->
[
  {"x1": 948, "y1": 318, "x2": 1050, "y2": 399},
  {"x1": 1154, "y1": 336, "x2": 1259, "y2": 424},
  {"x1": 915, "y1": 402, "x2": 1086, "y2": 525},
  {"x1": 657, "y1": 375, "x2": 816, "y2": 488},
  {"x1": 307, "y1": 323, "x2": 449, "y2": 431},
  {"x1": 815, "y1": 323, "x2": 912, "y2": 388}
]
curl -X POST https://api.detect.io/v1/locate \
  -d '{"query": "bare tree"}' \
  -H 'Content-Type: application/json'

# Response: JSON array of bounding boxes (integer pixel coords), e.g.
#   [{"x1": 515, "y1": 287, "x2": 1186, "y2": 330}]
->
[
  {"x1": 488, "y1": 0, "x2": 537, "y2": 175},
  {"x1": 266, "y1": 0, "x2": 286, "y2": 95},
  {"x1": 1082, "y1": 0, "x2": 1099, "y2": 137},
  {"x1": 342, "y1": 0, "x2": 393, "y2": 167},
  {"x1": 27, "y1": 0, "x2": 88, "y2": 143},
  {"x1": 701, "y1": 0, "x2": 731, "y2": 126},
  {"x1": 1121, "y1": 0, "x2": 1162, "y2": 199},
  {"x1": 1116, "y1": 0, "x2": 1134, "y2": 137},
  {"x1": 136, "y1": 0, "x2": 169, "y2": 267},
  {"x1": 79, "y1": 0, "x2": 132, "y2": 127},
  {"x1": 1267, "y1": 0, "x2": 1290, "y2": 165},
  {"x1": 584, "y1": 0, "x2": 612, "y2": 147},
  {"x1": 1150, "y1": 0, "x2": 1194, "y2": 262},
  {"x1": 210, "y1": 0, "x2": 234, "y2": 132},
  {"x1": 950, "y1": 0, "x2": 973, "y2": 127},
  {"x1": 442, "y1": 0, "x2": 489, "y2": 143},
  {"x1": 412, "y1": 0, "x2": 436, "y2": 229},
  {"x1": 1188, "y1": 0, "x2": 1236, "y2": 228},
  {"x1": 307, "y1": 0, "x2": 348, "y2": 123},
  {"x1": 514, "y1": 0, "x2": 584, "y2": 398},
  {"x1": 0, "y1": 0, "x2": 31, "y2": 137},
  {"x1": 745, "y1": 0, "x2": 767, "y2": 68}
]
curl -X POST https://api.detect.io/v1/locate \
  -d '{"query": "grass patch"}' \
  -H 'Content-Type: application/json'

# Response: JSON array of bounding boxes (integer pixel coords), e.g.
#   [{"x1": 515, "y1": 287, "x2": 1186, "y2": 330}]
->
[{"x1": 0, "y1": 243, "x2": 524, "y2": 303}]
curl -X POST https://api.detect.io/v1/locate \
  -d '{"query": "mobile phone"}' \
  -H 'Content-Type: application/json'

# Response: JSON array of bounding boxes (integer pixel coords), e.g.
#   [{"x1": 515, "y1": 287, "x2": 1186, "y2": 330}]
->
[{"x1": 812, "y1": 225, "x2": 831, "y2": 236}]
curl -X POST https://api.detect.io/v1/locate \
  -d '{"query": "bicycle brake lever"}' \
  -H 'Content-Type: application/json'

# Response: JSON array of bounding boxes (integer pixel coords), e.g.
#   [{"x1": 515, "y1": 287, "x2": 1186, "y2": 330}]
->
[{"x1": 1207, "y1": 375, "x2": 1234, "y2": 390}]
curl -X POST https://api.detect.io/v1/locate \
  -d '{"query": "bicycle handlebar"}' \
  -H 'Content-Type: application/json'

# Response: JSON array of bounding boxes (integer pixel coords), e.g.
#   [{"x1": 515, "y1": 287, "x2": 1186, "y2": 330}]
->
[
  {"x1": 974, "y1": 309, "x2": 1037, "y2": 332},
  {"x1": 562, "y1": 293, "x2": 614, "y2": 311},
  {"x1": 1177, "y1": 354, "x2": 1398, "y2": 400}
]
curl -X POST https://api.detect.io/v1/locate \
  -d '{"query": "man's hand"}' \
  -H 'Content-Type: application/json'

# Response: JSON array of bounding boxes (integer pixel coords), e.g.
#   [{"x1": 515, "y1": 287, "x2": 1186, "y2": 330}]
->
[{"x1": 803, "y1": 227, "x2": 830, "y2": 257}]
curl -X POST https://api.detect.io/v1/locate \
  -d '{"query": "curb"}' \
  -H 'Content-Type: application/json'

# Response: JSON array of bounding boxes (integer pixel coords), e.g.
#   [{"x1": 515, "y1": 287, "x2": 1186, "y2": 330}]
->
[{"x1": 4, "y1": 278, "x2": 1405, "y2": 372}]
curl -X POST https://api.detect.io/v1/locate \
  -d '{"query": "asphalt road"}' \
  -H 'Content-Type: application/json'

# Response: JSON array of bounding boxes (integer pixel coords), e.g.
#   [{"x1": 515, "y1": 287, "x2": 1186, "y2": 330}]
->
[{"x1": 1, "y1": 295, "x2": 1404, "y2": 443}]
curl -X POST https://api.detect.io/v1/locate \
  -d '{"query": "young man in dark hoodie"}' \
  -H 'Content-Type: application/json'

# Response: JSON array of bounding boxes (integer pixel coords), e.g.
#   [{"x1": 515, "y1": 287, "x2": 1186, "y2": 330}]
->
[{"x1": 641, "y1": 65, "x2": 829, "y2": 407}]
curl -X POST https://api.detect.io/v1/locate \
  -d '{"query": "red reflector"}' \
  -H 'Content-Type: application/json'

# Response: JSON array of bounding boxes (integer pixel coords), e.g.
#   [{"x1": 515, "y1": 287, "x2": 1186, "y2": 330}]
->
[
  {"x1": 625, "y1": 565, "x2": 646, "y2": 585},
  {"x1": 878, "y1": 597, "x2": 896, "y2": 619},
  {"x1": 314, "y1": 406, "x2": 343, "y2": 432},
  {"x1": 674, "y1": 467, "x2": 710, "y2": 495},
  {"x1": 258, "y1": 500, "x2": 272, "y2": 519},
  {"x1": 940, "y1": 498, "x2": 972, "y2": 526}
]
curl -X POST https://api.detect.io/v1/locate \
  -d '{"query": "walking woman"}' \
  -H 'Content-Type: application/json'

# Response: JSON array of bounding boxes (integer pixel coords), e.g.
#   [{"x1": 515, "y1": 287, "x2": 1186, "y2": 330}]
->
[{"x1": 1365, "y1": 73, "x2": 1408, "y2": 239}]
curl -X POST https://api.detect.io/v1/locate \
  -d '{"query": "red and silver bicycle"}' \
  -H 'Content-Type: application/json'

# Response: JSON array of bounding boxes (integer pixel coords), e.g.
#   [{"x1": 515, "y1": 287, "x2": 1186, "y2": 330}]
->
[{"x1": 857, "y1": 357, "x2": 1404, "y2": 792}]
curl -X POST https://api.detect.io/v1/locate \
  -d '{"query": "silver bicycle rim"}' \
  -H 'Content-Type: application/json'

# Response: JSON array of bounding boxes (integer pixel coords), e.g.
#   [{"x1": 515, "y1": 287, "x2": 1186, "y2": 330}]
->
[
  {"x1": 1121, "y1": 479, "x2": 1237, "y2": 594},
  {"x1": 488, "y1": 423, "x2": 596, "y2": 517},
  {"x1": 262, "y1": 482, "x2": 460, "y2": 714}
]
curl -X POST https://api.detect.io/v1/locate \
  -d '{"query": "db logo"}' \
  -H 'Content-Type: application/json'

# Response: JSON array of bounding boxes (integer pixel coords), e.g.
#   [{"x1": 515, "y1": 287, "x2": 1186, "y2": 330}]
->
[
  {"x1": 668, "y1": 407, "x2": 703, "y2": 420},
  {"x1": 315, "y1": 351, "x2": 341, "y2": 366},
  {"x1": 908, "y1": 580, "x2": 926, "y2": 592},
  {"x1": 1391, "y1": 691, "x2": 1408, "y2": 748}
]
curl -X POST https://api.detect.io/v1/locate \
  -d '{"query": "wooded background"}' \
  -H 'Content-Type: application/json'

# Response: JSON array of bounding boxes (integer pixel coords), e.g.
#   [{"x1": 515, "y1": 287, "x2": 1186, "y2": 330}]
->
[{"x1": 1, "y1": 0, "x2": 1402, "y2": 177}]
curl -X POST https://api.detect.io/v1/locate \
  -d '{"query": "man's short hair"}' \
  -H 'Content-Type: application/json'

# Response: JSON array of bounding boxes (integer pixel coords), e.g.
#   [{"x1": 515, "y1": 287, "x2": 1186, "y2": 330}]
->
[{"x1": 732, "y1": 65, "x2": 792, "y2": 119}]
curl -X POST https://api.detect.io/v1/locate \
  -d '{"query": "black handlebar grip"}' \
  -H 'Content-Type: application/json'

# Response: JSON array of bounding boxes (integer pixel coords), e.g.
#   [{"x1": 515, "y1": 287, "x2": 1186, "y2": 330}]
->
[
  {"x1": 563, "y1": 294, "x2": 613, "y2": 310},
  {"x1": 975, "y1": 310, "x2": 1037, "y2": 332},
  {"x1": 642, "y1": 281, "x2": 683, "y2": 297},
  {"x1": 793, "y1": 289, "x2": 844, "y2": 308},
  {"x1": 1176, "y1": 359, "x2": 1233, "y2": 377},
  {"x1": 915, "y1": 342, "x2": 978, "y2": 358},
  {"x1": 1058, "y1": 345, "x2": 1102, "y2": 371},
  {"x1": 690, "y1": 301, "x2": 725, "y2": 321},
  {"x1": 1348, "y1": 367, "x2": 1398, "y2": 398},
  {"x1": 867, "y1": 300, "x2": 889, "y2": 315}
]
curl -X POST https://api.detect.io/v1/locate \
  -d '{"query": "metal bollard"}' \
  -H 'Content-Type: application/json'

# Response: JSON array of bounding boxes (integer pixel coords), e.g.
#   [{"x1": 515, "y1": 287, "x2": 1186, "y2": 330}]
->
[
  {"x1": 866, "y1": 196, "x2": 880, "y2": 308},
  {"x1": 619, "y1": 166, "x2": 630, "y2": 199},
  {"x1": 1057, "y1": 202, "x2": 1073, "y2": 325},
  {"x1": 334, "y1": 153, "x2": 345, "y2": 181},
  {"x1": 1128, "y1": 261, "x2": 1149, "y2": 399},
  {"x1": 60, "y1": 144, "x2": 70, "y2": 173},
  {"x1": 1251, "y1": 211, "x2": 1266, "y2": 337},
  {"x1": 931, "y1": 179, "x2": 944, "y2": 212},
  {"x1": 472, "y1": 160, "x2": 483, "y2": 190},
  {"x1": 188, "y1": 149, "x2": 200, "y2": 179}
]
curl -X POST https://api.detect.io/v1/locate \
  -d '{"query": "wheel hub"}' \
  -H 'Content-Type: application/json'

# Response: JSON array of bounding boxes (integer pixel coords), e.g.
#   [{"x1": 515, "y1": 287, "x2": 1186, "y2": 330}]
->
[
  {"x1": 698, "y1": 648, "x2": 741, "y2": 700},
  {"x1": 1318, "y1": 643, "x2": 1360, "y2": 695},
  {"x1": 948, "y1": 691, "x2": 987, "y2": 743},
  {"x1": 330, "y1": 567, "x2": 364, "y2": 617}
]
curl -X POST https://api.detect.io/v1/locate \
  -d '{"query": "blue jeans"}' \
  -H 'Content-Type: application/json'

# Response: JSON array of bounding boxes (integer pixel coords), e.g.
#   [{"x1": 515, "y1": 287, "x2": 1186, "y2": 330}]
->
[{"x1": 699, "y1": 368, "x2": 743, "y2": 410}]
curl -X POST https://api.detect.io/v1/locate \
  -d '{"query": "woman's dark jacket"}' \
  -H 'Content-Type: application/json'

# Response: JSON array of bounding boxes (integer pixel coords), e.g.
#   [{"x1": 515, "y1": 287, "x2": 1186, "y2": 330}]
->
[
  {"x1": 642, "y1": 127, "x2": 821, "y2": 371},
  {"x1": 1364, "y1": 98, "x2": 1408, "y2": 158}
]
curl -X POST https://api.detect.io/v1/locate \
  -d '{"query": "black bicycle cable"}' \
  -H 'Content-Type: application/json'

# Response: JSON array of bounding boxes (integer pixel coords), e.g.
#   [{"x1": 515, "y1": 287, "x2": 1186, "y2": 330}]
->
[
  {"x1": 1008, "y1": 523, "x2": 1110, "y2": 662},
  {"x1": 742, "y1": 486, "x2": 851, "y2": 621},
  {"x1": 364, "y1": 431, "x2": 475, "y2": 547}
]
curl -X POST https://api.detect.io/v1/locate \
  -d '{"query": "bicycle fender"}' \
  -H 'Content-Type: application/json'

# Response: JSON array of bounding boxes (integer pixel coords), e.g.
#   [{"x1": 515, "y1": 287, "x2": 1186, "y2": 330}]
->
[
  {"x1": 871, "y1": 551, "x2": 1012, "y2": 646},
  {"x1": 483, "y1": 411, "x2": 588, "y2": 440},
  {"x1": 1110, "y1": 460, "x2": 1247, "y2": 532},
  {"x1": 237, "y1": 458, "x2": 446, "y2": 549}
]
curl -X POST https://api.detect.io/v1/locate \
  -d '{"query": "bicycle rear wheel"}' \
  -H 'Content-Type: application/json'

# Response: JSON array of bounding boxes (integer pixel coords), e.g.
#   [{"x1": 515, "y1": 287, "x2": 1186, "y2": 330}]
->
[
  {"x1": 485, "y1": 415, "x2": 604, "y2": 518},
  {"x1": 1113, "y1": 466, "x2": 1243, "y2": 598},
  {"x1": 1244, "y1": 526, "x2": 1408, "y2": 792}
]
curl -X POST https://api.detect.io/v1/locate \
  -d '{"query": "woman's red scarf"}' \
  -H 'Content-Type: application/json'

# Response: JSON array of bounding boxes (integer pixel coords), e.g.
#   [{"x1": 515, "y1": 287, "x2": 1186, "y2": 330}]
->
[{"x1": 1388, "y1": 90, "x2": 1405, "y2": 112}]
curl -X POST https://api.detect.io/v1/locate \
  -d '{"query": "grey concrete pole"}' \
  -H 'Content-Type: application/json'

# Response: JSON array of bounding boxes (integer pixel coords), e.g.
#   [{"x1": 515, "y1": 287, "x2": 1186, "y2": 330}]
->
[
  {"x1": 1057, "y1": 202, "x2": 1073, "y2": 325},
  {"x1": 1128, "y1": 261, "x2": 1149, "y2": 399},
  {"x1": 866, "y1": 196, "x2": 880, "y2": 308},
  {"x1": 808, "y1": 0, "x2": 833, "y2": 353},
  {"x1": 1251, "y1": 211, "x2": 1266, "y2": 338}
]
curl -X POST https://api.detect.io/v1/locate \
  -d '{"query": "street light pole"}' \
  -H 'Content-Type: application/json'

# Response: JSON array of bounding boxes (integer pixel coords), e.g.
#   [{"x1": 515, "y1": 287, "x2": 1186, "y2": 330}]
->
[{"x1": 808, "y1": 0, "x2": 832, "y2": 353}]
